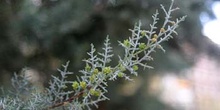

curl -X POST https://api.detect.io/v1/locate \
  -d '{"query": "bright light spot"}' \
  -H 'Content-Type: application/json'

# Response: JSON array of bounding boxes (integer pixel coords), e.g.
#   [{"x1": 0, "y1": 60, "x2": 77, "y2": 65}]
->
[
  {"x1": 213, "y1": 2, "x2": 220, "y2": 19},
  {"x1": 202, "y1": 2, "x2": 220, "y2": 45},
  {"x1": 203, "y1": 20, "x2": 220, "y2": 45},
  {"x1": 200, "y1": 12, "x2": 211, "y2": 24}
]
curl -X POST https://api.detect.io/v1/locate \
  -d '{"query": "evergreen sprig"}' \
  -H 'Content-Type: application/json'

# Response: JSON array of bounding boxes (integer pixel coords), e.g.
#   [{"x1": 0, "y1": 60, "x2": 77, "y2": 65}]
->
[{"x1": 0, "y1": 0, "x2": 186, "y2": 109}]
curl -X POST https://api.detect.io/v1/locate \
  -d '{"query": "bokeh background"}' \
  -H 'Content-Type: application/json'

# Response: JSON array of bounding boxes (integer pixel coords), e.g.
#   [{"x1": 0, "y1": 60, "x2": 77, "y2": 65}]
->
[{"x1": 0, "y1": 0, "x2": 220, "y2": 110}]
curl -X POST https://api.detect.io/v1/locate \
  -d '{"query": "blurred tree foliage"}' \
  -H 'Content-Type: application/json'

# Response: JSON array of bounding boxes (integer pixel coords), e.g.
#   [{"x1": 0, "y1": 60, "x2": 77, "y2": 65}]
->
[{"x1": 0, "y1": 0, "x2": 218, "y2": 109}]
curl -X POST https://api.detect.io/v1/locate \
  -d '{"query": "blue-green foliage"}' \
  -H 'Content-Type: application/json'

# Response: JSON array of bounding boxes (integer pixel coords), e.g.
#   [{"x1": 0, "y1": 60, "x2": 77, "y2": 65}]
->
[{"x1": 0, "y1": 0, "x2": 186, "y2": 109}]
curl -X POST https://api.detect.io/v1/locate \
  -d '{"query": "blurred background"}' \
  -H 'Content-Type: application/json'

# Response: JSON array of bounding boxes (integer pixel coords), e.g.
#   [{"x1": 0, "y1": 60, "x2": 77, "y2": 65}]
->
[{"x1": 0, "y1": 0, "x2": 220, "y2": 110}]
